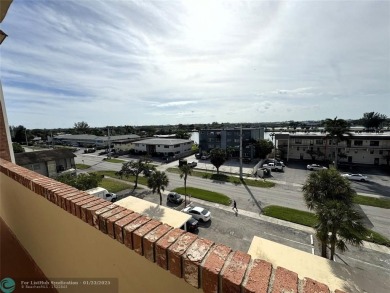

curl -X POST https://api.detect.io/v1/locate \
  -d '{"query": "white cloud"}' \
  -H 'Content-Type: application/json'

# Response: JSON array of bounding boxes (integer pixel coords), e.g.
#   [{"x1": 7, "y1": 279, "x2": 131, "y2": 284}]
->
[{"x1": 1, "y1": 0, "x2": 389, "y2": 128}]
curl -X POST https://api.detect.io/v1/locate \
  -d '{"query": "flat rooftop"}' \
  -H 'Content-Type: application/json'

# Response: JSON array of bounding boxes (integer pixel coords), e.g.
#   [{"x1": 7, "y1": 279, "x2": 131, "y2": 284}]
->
[{"x1": 116, "y1": 196, "x2": 191, "y2": 228}]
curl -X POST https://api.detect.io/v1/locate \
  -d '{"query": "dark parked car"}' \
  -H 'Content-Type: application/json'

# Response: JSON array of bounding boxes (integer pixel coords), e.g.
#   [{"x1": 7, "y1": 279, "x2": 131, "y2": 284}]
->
[
  {"x1": 195, "y1": 153, "x2": 201, "y2": 159},
  {"x1": 167, "y1": 192, "x2": 184, "y2": 204},
  {"x1": 186, "y1": 218, "x2": 199, "y2": 233}
]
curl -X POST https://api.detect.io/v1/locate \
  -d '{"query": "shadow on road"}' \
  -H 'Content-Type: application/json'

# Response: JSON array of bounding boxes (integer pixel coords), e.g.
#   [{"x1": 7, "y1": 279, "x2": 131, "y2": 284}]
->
[{"x1": 241, "y1": 179, "x2": 263, "y2": 214}]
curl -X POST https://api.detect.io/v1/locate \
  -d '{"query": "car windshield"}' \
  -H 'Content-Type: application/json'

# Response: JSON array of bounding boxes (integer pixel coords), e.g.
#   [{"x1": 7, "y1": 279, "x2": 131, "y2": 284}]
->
[{"x1": 201, "y1": 209, "x2": 209, "y2": 215}]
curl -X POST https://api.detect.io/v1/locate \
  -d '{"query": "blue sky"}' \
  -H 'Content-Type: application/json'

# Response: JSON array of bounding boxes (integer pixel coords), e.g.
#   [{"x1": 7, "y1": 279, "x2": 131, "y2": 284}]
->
[{"x1": 2, "y1": 0, "x2": 389, "y2": 128}]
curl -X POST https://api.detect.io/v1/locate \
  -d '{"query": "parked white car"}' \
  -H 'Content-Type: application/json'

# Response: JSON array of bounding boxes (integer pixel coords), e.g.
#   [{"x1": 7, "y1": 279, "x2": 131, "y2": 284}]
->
[
  {"x1": 307, "y1": 164, "x2": 328, "y2": 171},
  {"x1": 342, "y1": 174, "x2": 369, "y2": 182},
  {"x1": 181, "y1": 206, "x2": 211, "y2": 222}
]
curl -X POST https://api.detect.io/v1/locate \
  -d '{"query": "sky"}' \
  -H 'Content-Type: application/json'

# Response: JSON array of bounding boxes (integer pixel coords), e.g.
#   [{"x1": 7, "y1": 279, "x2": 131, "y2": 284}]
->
[{"x1": 1, "y1": 0, "x2": 389, "y2": 129}]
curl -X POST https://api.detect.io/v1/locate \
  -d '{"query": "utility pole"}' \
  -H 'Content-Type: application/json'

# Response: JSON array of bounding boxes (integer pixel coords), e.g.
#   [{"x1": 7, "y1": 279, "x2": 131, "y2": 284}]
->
[
  {"x1": 107, "y1": 126, "x2": 111, "y2": 158},
  {"x1": 25, "y1": 129, "x2": 28, "y2": 147},
  {"x1": 239, "y1": 125, "x2": 243, "y2": 180}
]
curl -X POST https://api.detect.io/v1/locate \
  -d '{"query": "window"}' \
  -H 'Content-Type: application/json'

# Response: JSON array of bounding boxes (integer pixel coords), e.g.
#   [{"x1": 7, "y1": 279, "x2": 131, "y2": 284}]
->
[
  {"x1": 370, "y1": 141, "x2": 379, "y2": 146},
  {"x1": 354, "y1": 140, "x2": 363, "y2": 146},
  {"x1": 295, "y1": 139, "x2": 302, "y2": 144},
  {"x1": 164, "y1": 146, "x2": 169, "y2": 148},
  {"x1": 315, "y1": 139, "x2": 323, "y2": 145},
  {"x1": 370, "y1": 150, "x2": 374, "y2": 154},
  {"x1": 379, "y1": 150, "x2": 383, "y2": 155},
  {"x1": 297, "y1": 147, "x2": 300, "y2": 151}
]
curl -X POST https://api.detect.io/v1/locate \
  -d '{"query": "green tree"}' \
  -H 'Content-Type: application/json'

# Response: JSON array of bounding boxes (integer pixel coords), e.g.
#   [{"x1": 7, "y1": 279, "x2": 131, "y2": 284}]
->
[
  {"x1": 11, "y1": 125, "x2": 28, "y2": 144},
  {"x1": 175, "y1": 130, "x2": 191, "y2": 139},
  {"x1": 324, "y1": 117, "x2": 351, "y2": 169},
  {"x1": 74, "y1": 121, "x2": 90, "y2": 134},
  {"x1": 12, "y1": 142, "x2": 25, "y2": 153},
  {"x1": 147, "y1": 171, "x2": 169, "y2": 205},
  {"x1": 210, "y1": 148, "x2": 226, "y2": 174},
  {"x1": 117, "y1": 157, "x2": 154, "y2": 189},
  {"x1": 306, "y1": 149, "x2": 324, "y2": 162},
  {"x1": 302, "y1": 168, "x2": 366, "y2": 259},
  {"x1": 361, "y1": 112, "x2": 387, "y2": 130},
  {"x1": 254, "y1": 139, "x2": 274, "y2": 159},
  {"x1": 57, "y1": 173, "x2": 102, "y2": 190},
  {"x1": 179, "y1": 164, "x2": 192, "y2": 205}
]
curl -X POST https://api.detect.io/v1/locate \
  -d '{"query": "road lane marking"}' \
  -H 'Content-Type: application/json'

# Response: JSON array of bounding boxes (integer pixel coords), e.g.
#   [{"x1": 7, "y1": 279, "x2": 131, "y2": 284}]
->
[
  {"x1": 310, "y1": 234, "x2": 314, "y2": 245},
  {"x1": 262, "y1": 232, "x2": 312, "y2": 248}
]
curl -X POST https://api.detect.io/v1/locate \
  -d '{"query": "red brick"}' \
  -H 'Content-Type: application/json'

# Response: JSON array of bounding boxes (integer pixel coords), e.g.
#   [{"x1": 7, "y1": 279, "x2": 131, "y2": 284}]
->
[
  {"x1": 98, "y1": 207, "x2": 127, "y2": 233},
  {"x1": 65, "y1": 193, "x2": 86, "y2": 212},
  {"x1": 156, "y1": 228, "x2": 185, "y2": 270},
  {"x1": 303, "y1": 278, "x2": 329, "y2": 293},
  {"x1": 70, "y1": 195, "x2": 94, "y2": 215},
  {"x1": 123, "y1": 216, "x2": 151, "y2": 249},
  {"x1": 50, "y1": 186, "x2": 77, "y2": 204},
  {"x1": 75, "y1": 197, "x2": 101, "y2": 219},
  {"x1": 114, "y1": 212, "x2": 141, "y2": 243},
  {"x1": 242, "y1": 259, "x2": 272, "y2": 293},
  {"x1": 272, "y1": 267, "x2": 298, "y2": 293},
  {"x1": 60, "y1": 191, "x2": 83, "y2": 210},
  {"x1": 168, "y1": 232, "x2": 198, "y2": 278},
  {"x1": 202, "y1": 244, "x2": 232, "y2": 293},
  {"x1": 183, "y1": 238, "x2": 214, "y2": 288},
  {"x1": 133, "y1": 220, "x2": 161, "y2": 255},
  {"x1": 80, "y1": 199, "x2": 107, "y2": 222},
  {"x1": 105, "y1": 210, "x2": 133, "y2": 238},
  {"x1": 92, "y1": 204, "x2": 118, "y2": 229},
  {"x1": 143, "y1": 224, "x2": 173, "y2": 262},
  {"x1": 86, "y1": 202, "x2": 113, "y2": 225},
  {"x1": 221, "y1": 251, "x2": 251, "y2": 293}
]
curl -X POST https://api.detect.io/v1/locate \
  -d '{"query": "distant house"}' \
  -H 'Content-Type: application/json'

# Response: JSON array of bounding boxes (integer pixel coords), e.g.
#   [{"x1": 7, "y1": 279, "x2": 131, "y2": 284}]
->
[
  {"x1": 133, "y1": 138, "x2": 193, "y2": 158},
  {"x1": 15, "y1": 149, "x2": 76, "y2": 178}
]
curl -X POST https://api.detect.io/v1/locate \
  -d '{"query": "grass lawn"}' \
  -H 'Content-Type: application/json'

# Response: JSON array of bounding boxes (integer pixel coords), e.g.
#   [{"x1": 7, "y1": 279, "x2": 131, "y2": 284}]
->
[
  {"x1": 99, "y1": 178, "x2": 133, "y2": 193},
  {"x1": 93, "y1": 170, "x2": 149, "y2": 186},
  {"x1": 354, "y1": 195, "x2": 390, "y2": 209},
  {"x1": 75, "y1": 163, "x2": 91, "y2": 170},
  {"x1": 167, "y1": 167, "x2": 275, "y2": 188},
  {"x1": 172, "y1": 187, "x2": 231, "y2": 206},
  {"x1": 103, "y1": 158, "x2": 126, "y2": 163},
  {"x1": 262, "y1": 205, "x2": 390, "y2": 247}
]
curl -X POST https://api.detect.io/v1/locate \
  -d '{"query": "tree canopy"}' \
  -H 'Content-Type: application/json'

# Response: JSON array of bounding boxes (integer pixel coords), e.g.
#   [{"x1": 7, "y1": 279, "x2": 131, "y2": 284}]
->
[
  {"x1": 12, "y1": 142, "x2": 25, "y2": 153},
  {"x1": 254, "y1": 139, "x2": 273, "y2": 159},
  {"x1": 302, "y1": 168, "x2": 367, "y2": 259},
  {"x1": 361, "y1": 112, "x2": 387, "y2": 130},
  {"x1": 210, "y1": 148, "x2": 227, "y2": 174},
  {"x1": 73, "y1": 121, "x2": 90, "y2": 134},
  {"x1": 147, "y1": 171, "x2": 169, "y2": 205},
  {"x1": 116, "y1": 157, "x2": 154, "y2": 189},
  {"x1": 57, "y1": 172, "x2": 102, "y2": 191}
]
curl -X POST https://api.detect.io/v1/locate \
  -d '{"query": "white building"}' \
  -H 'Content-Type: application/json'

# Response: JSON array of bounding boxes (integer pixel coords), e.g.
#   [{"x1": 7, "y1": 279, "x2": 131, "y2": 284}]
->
[
  {"x1": 133, "y1": 138, "x2": 193, "y2": 158},
  {"x1": 275, "y1": 132, "x2": 390, "y2": 166}
]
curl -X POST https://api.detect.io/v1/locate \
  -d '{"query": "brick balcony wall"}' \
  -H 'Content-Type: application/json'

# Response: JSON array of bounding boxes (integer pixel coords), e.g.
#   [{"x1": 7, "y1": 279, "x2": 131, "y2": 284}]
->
[{"x1": 0, "y1": 159, "x2": 346, "y2": 293}]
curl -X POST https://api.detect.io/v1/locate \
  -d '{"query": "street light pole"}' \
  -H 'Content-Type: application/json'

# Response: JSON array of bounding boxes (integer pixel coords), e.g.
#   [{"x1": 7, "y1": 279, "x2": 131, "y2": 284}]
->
[{"x1": 239, "y1": 125, "x2": 243, "y2": 180}]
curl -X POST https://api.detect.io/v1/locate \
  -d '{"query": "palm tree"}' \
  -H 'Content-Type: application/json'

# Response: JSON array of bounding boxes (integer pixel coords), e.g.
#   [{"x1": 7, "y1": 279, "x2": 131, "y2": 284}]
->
[
  {"x1": 324, "y1": 117, "x2": 351, "y2": 169},
  {"x1": 117, "y1": 157, "x2": 154, "y2": 189},
  {"x1": 147, "y1": 171, "x2": 169, "y2": 205},
  {"x1": 302, "y1": 168, "x2": 359, "y2": 259},
  {"x1": 317, "y1": 201, "x2": 367, "y2": 260},
  {"x1": 179, "y1": 164, "x2": 192, "y2": 205}
]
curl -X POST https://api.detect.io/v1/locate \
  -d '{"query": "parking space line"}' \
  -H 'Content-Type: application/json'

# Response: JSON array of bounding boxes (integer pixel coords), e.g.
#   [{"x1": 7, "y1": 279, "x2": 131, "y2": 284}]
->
[
  {"x1": 262, "y1": 232, "x2": 312, "y2": 248},
  {"x1": 335, "y1": 254, "x2": 390, "y2": 272}
]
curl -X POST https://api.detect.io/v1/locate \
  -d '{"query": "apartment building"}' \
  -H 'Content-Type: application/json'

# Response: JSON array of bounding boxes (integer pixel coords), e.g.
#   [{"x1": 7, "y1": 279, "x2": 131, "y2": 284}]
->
[
  {"x1": 275, "y1": 132, "x2": 390, "y2": 165},
  {"x1": 199, "y1": 128, "x2": 264, "y2": 158},
  {"x1": 53, "y1": 134, "x2": 140, "y2": 148},
  {"x1": 133, "y1": 138, "x2": 193, "y2": 157}
]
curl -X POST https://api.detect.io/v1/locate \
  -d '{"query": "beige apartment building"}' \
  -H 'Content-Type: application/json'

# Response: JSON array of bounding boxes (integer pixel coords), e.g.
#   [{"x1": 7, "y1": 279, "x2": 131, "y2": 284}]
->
[{"x1": 276, "y1": 132, "x2": 390, "y2": 165}]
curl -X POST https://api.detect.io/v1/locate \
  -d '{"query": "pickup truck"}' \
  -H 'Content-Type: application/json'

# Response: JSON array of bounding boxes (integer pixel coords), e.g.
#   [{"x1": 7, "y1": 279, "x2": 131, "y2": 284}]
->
[{"x1": 263, "y1": 162, "x2": 284, "y2": 172}]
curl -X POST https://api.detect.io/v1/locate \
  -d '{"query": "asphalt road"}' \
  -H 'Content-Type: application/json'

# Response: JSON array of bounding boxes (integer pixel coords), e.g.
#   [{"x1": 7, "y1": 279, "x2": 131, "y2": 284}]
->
[{"x1": 74, "y1": 152, "x2": 390, "y2": 239}]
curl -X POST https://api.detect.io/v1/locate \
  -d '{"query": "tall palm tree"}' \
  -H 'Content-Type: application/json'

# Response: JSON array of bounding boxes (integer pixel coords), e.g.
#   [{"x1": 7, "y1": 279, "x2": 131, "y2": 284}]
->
[
  {"x1": 147, "y1": 171, "x2": 169, "y2": 205},
  {"x1": 317, "y1": 201, "x2": 367, "y2": 260},
  {"x1": 179, "y1": 164, "x2": 192, "y2": 205},
  {"x1": 324, "y1": 117, "x2": 351, "y2": 169},
  {"x1": 302, "y1": 168, "x2": 360, "y2": 259}
]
